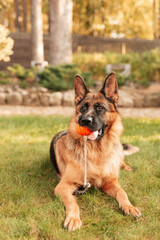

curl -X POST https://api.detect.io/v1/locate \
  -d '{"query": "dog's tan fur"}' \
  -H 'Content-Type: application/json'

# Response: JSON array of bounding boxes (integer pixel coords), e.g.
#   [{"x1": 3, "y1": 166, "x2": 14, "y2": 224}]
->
[{"x1": 52, "y1": 73, "x2": 141, "y2": 231}]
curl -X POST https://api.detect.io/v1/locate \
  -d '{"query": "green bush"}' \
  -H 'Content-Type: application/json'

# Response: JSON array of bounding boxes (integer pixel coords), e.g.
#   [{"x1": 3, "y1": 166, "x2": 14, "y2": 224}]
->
[
  {"x1": 73, "y1": 53, "x2": 107, "y2": 81},
  {"x1": 108, "y1": 50, "x2": 160, "y2": 86},
  {"x1": 115, "y1": 73, "x2": 127, "y2": 86},
  {"x1": 73, "y1": 48, "x2": 160, "y2": 86},
  {"x1": 7, "y1": 64, "x2": 35, "y2": 88},
  {"x1": 0, "y1": 71, "x2": 11, "y2": 85},
  {"x1": 8, "y1": 64, "x2": 35, "y2": 80},
  {"x1": 1, "y1": 48, "x2": 160, "y2": 90},
  {"x1": 38, "y1": 64, "x2": 93, "y2": 91}
]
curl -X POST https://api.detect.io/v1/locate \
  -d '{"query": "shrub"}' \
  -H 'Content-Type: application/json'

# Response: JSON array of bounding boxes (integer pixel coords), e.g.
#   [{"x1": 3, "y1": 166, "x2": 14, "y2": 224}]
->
[
  {"x1": 0, "y1": 71, "x2": 11, "y2": 85},
  {"x1": 73, "y1": 53, "x2": 107, "y2": 81},
  {"x1": 2, "y1": 48, "x2": 160, "y2": 90},
  {"x1": 73, "y1": 48, "x2": 160, "y2": 86},
  {"x1": 38, "y1": 64, "x2": 93, "y2": 91},
  {"x1": 115, "y1": 73, "x2": 127, "y2": 86},
  {"x1": 8, "y1": 64, "x2": 35, "y2": 80},
  {"x1": 7, "y1": 64, "x2": 35, "y2": 88}
]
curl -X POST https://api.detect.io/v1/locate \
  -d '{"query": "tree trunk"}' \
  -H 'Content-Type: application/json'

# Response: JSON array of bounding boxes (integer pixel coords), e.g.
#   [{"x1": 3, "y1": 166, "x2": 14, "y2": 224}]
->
[
  {"x1": 22, "y1": 0, "x2": 27, "y2": 32},
  {"x1": 31, "y1": 0, "x2": 44, "y2": 64},
  {"x1": 15, "y1": 0, "x2": 21, "y2": 31},
  {"x1": 153, "y1": 0, "x2": 160, "y2": 39},
  {"x1": 49, "y1": 0, "x2": 73, "y2": 66}
]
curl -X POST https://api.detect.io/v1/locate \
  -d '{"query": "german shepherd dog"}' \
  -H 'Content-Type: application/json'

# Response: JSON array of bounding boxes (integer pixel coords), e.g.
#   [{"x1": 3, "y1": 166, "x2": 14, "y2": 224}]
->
[{"x1": 50, "y1": 73, "x2": 141, "y2": 231}]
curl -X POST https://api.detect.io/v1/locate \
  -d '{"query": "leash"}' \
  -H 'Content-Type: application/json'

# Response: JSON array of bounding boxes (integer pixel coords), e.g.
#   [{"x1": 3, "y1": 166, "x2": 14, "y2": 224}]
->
[{"x1": 73, "y1": 136, "x2": 91, "y2": 195}]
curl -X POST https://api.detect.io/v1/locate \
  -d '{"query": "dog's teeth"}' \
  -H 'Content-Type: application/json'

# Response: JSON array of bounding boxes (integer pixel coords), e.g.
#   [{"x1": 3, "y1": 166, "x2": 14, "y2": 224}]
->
[{"x1": 98, "y1": 129, "x2": 102, "y2": 135}]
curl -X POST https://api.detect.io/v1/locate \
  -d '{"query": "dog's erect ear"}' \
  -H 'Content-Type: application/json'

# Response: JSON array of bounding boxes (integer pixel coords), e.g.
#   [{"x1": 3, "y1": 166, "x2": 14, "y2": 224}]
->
[
  {"x1": 74, "y1": 75, "x2": 90, "y2": 105},
  {"x1": 100, "y1": 72, "x2": 118, "y2": 102}
]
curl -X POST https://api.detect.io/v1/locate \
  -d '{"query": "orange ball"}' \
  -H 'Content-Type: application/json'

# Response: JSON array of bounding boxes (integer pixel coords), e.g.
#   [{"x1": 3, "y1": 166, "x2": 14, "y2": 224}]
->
[{"x1": 76, "y1": 124, "x2": 91, "y2": 136}]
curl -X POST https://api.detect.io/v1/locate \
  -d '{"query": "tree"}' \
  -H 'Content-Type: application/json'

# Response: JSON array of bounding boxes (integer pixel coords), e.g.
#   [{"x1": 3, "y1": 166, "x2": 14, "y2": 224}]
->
[
  {"x1": 153, "y1": 0, "x2": 160, "y2": 39},
  {"x1": 14, "y1": 0, "x2": 21, "y2": 31},
  {"x1": 0, "y1": 0, "x2": 156, "y2": 42},
  {"x1": 22, "y1": 0, "x2": 27, "y2": 32},
  {"x1": 73, "y1": 0, "x2": 153, "y2": 39},
  {"x1": 31, "y1": 0, "x2": 44, "y2": 66},
  {"x1": 49, "y1": 0, "x2": 73, "y2": 66}
]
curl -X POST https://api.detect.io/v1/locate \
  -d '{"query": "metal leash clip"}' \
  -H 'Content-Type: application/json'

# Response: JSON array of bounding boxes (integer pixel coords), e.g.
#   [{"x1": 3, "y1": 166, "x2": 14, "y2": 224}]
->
[{"x1": 73, "y1": 183, "x2": 91, "y2": 195}]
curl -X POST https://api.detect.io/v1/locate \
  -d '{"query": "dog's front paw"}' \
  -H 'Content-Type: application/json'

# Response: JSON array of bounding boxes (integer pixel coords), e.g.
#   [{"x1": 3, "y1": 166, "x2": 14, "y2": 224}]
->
[
  {"x1": 123, "y1": 164, "x2": 134, "y2": 172},
  {"x1": 121, "y1": 204, "x2": 141, "y2": 217},
  {"x1": 64, "y1": 216, "x2": 82, "y2": 231}
]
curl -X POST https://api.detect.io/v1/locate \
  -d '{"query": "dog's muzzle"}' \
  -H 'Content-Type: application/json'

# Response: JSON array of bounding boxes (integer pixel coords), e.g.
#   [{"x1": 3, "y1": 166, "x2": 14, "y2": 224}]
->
[
  {"x1": 87, "y1": 125, "x2": 107, "y2": 141},
  {"x1": 78, "y1": 115, "x2": 107, "y2": 140}
]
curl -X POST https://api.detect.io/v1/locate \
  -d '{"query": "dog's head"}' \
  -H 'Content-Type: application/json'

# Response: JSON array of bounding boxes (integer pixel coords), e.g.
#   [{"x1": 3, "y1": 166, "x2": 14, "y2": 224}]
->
[{"x1": 73, "y1": 73, "x2": 120, "y2": 140}]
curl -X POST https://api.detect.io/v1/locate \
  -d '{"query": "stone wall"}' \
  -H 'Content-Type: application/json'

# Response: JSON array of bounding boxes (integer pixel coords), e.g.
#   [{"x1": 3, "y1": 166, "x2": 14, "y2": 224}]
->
[
  {"x1": 0, "y1": 85, "x2": 74, "y2": 107},
  {"x1": 0, "y1": 85, "x2": 160, "y2": 107},
  {"x1": 0, "y1": 32, "x2": 160, "y2": 69}
]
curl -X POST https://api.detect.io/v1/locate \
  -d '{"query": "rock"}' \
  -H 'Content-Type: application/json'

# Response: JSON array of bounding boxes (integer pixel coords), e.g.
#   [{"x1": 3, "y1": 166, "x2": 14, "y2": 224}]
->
[
  {"x1": 23, "y1": 93, "x2": 30, "y2": 105},
  {"x1": 23, "y1": 93, "x2": 40, "y2": 106},
  {"x1": 18, "y1": 88, "x2": 28, "y2": 95},
  {"x1": 37, "y1": 86, "x2": 49, "y2": 93},
  {"x1": 0, "y1": 93, "x2": 7, "y2": 104},
  {"x1": 118, "y1": 96, "x2": 134, "y2": 107},
  {"x1": 5, "y1": 86, "x2": 13, "y2": 93},
  {"x1": 144, "y1": 93, "x2": 160, "y2": 107},
  {"x1": 39, "y1": 93, "x2": 50, "y2": 106},
  {"x1": 12, "y1": 85, "x2": 20, "y2": 91},
  {"x1": 0, "y1": 86, "x2": 5, "y2": 92},
  {"x1": 49, "y1": 92, "x2": 63, "y2": 106},
  {"x1": 133, "y1": 93, "x2": 144, "y2": 108},
  {"x1": 63, "y1": 90, "x2": 75, "y2": 106},
  {"x1": 143, "y1": 83, "x2": 160, "y2": 94},
  {"x1": 7, "y1": 92, "x2": 23, "y2": 105},
  {"x1": 118, "y1": 90, "x2": 134, "y2": 107},
  {"x1": 119, "y1": 86, "x2": 145, "y2": 107},
  {"x1": 28, "y1": 87, "x2": 38, "y2": 93}
]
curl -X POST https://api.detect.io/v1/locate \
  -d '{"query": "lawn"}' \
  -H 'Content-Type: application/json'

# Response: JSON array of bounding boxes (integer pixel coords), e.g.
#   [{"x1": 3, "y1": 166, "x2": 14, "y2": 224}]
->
[{"x1": 0, "y1": 116, "x2": 160, "y2": 240}]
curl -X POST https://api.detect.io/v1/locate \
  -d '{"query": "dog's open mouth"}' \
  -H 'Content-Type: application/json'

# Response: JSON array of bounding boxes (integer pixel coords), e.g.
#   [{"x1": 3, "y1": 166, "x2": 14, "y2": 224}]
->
[{"x1": 87, "y1": 129, "x2": 103, "y2": 141}]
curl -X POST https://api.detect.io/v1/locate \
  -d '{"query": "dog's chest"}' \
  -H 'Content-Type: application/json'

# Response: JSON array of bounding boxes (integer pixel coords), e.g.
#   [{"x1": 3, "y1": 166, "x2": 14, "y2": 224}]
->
[{"x1": 86, "y1": 142, "x2": 123, "y2": 185}]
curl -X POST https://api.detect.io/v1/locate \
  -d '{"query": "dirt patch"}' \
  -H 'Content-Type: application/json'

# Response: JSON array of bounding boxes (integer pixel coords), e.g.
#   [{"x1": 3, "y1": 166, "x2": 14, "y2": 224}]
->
[{"x1": 0, "y1": 105, "x2": 159, "y2": 118}]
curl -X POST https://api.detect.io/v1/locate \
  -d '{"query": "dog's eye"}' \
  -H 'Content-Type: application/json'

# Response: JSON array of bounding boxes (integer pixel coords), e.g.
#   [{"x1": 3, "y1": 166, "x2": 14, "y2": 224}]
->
[
  {"x1": 97, "y1": 105, "x2": 104, "y2": 110},
  {"x1": 81, "y1": 105, "x2": 88, "y2": 111}
]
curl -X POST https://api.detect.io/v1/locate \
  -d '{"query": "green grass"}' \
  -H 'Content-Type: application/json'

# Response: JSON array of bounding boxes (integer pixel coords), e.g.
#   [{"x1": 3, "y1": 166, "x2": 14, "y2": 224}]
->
[{"x1": 0, "y1": 116, "x2": 160, "y2": 240}]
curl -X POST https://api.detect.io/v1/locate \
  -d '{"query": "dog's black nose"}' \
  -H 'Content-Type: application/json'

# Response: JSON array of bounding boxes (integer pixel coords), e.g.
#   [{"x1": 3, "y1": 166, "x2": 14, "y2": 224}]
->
[{"x1": 81, "y1": 116, "x2": 93, "y2": 125}]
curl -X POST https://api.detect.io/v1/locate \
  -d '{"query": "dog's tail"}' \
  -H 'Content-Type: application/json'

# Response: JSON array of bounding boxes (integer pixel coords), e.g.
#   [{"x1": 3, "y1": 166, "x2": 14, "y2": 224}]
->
[{"x1": 122, "y1": 144, "x2": 139, "y2": 156}]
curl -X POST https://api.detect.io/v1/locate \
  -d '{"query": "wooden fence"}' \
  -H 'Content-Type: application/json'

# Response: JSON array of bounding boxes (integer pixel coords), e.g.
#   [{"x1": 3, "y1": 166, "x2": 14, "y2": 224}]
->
[{"x1": 0, "y1": 33, "x2": 160, "y2": 69}]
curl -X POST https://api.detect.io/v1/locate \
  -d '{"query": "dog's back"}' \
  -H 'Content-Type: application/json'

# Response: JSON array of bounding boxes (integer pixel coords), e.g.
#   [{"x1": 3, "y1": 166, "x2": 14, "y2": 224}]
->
[{"x1": 50, "y1": 130, "x2": 67, "y2": 174}]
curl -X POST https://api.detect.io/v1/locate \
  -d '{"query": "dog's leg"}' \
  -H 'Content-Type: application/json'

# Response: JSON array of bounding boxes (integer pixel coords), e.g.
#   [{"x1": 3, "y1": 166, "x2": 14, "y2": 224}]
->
[
  {"x1": 121, "y1": 160, "x2": 133, "y2": 172},
  {"x1": 101, "y1": 178, "x2": 141, "y2": 217},
  {"x1": 54, "y1": 171, "x2": 82, "y2": 231},
  {"x1": 55, "y1": 181, "x2": 82, "y2": 231}
]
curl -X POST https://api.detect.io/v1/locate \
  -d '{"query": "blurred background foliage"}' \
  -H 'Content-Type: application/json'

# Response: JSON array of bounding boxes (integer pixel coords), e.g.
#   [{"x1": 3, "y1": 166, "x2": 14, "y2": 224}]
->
[
  {"x1": 37, "y1": 64, "x2": 93, "y2": 91},
  {"x1": 73, "y1": 48, "x2": 160, "y2": 86},
  {"x1": 1, "y1": 0, "x2": 160, "y2": 91},
  {"x1": 0, "y1": 0, "x2": 14, "y2": 62},
  {"x1": 0, "y1": 24, "x2": 14, "y2": 62},
  {"x1": 73, "y1": 0, "x2": 153, "y2": 39},
  {"x1": 1, "y1": 48, "x2": 160, "y2": 91},
  {"x1": 0, "y1": 0, "x2": 154, "y2": 39}
]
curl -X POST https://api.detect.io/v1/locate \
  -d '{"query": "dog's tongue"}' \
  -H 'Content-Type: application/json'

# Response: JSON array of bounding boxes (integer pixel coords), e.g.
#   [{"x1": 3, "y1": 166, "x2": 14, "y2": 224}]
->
[{"x1": 87, "y1": 130, "x2": 98, "y2": 140}]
